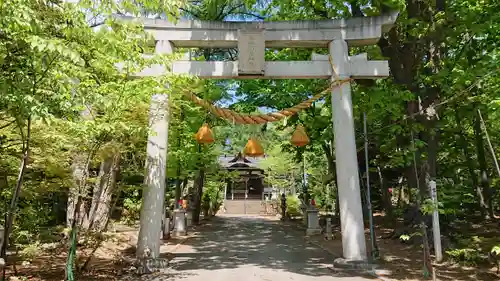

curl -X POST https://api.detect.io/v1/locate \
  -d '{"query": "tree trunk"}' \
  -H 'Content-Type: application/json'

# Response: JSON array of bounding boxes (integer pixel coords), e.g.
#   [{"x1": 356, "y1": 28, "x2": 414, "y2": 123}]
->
[
  {"x1": 412, "y1": 127, "x2": 434, "y2": 276},
  {"x1": 181, "y1": 178, "x2": 188, "y2": 196},
  {"x1": 192, "y1": 170, "x2": 205, "y2": 225},
  {"x1": 424, "y1": 118, "x2": 439, "y2": 181},
  {"x1": 321, "y1": 141, "x2": 339, "y2": 216},
  {"x1": 67, "y1": 154, "x2": 90, "y2": 228},
  {"x1": 378, "y1": 167, "x2": 393, "y2": 222},
  {"x1": 67, "y1": 107, "x2": 94, "y2": 228},
  {"x1": 397, "y1": 186, "x2": 403, "y2": 208},
  {"x1": 455, "y1": 110, "x2": 486, "y2": 217},
  {"x1": 405, "y1": 166, "x2": 415, "y2": 204},
  {"x1": 87, "y1": 153, "x2": 121, "y2": 232},
  {"x1": 0, "y1": 171, "x2": 7, "y2": 200},
  {"x1": 2, "y1": 117, "x2": 31, "y2": 280},
  {"x1": 473, "y1": 106, "x2": 494, "y2": 219},
  {"x1": 174, "y1": 167, "x2": 182, "y2": 207}
]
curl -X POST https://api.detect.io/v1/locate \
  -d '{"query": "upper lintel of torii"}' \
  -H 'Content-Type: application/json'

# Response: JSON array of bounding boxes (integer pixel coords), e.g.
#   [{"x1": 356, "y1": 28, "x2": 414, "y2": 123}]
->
[
  {"x1": 117, "y1": 13, "x2": 398, "y2": 79},
  {"x1": 117, "y1": 12, "x2": 398, "y2": 48}
]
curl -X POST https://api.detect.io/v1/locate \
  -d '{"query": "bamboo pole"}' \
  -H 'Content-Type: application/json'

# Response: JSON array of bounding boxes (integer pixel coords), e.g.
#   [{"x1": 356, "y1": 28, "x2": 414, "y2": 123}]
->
[{"x1": 477, "y1": 109, "x2": 500, "y2": 177}]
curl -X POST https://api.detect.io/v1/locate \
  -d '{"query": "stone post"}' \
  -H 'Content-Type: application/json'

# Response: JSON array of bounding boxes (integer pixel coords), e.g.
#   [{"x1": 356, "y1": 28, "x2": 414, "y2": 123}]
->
[
  {"x1": 306, "y1": 207, "x2": 322, "y2": 235},
  {"x1": 324, "y1": 217, "x2": 334, "y2": 240},
  {"x1": 0, "y1": 226, "x2": 4, "y2": 253},
  {"x1": 137, "y1": 40, "x2": 173, "y2": 258},
  {"x1": 280, "y1": 193, "x2": 287, "y2": 220},
  {"x1": 301, "y1": 201, "x2": 308, "y2": 226},
  {"x1": 430, "y1": 180, "x2": 442, "y2": 262},
  {"x1": 231, "y1": 181, "x2": 234, "y2": 200},
  {"x1": 163, "y1": 217, "x2": 171, "y2": 240},
  {"x1": 0, "y1": 226, "x2": 3, "y2": 269},
  {"x1": 329, "y1": 39, "x2": 367, "y2": 261},
  {"x1": 174, "y1": 209, "x2": 187, "y2": 236},
  {"x1": 186, "y1": 208, "x2": 193, "y2": 227}
]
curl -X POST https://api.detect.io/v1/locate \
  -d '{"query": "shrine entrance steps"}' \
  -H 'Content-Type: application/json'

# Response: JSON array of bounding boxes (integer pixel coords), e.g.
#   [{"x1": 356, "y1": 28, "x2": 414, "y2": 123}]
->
[{"x1": 222, "y1": 199, "x2": 266, "y2": 215}]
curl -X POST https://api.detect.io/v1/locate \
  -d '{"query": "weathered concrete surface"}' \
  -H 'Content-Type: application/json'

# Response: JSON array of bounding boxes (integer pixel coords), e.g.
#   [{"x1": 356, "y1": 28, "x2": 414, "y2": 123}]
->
[
  {"x1": 131, "y1": 59, "x2": 389, "y2": 79},
  {"x1": 132, "y1": 215, "x2": 377, "y2": 281},
  {"x1": 136, "y1": 40, "x2": 172, "y2": 259},
  {"x1": 330, "y1": 39, "x2": 367, "y2": 260},
  {"x1": 117, "y1": 13, "x2": 398, "y2": 48}
]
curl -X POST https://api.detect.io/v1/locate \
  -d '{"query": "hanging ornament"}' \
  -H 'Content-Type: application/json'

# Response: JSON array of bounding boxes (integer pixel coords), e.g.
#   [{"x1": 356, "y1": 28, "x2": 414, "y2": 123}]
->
[
  {"x1": 291, "y1": 124, "x2": 310, "y2": 147},
  {"x1": 243, "y1": 137, "x2": 265, "y2": 157},
  {"x1": 194, "y1": 123, "x2": 214, "y2": 144}
]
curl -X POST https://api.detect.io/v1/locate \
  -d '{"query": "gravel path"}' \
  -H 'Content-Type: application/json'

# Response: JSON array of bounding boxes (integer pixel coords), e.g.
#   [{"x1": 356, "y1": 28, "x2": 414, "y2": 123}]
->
[{"x1": 142, "y1": 215, "x2": 377, "y2": 281}]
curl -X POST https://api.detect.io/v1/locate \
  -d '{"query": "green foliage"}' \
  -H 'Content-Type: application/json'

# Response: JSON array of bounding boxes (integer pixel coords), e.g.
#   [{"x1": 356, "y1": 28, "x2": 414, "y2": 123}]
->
[
  {"x1": 446, "y1": 236, "x2": 486, "y2": 265},
  {"x1": 18, "y1": 241, "x2": 43, "y2": 262},
  {"x1": 201, "y1": 179, "x2": 224, "y2": 216},
  {"x1": 0, "y1": 0, "x2": 500, "y2": 277},
  {"x1": 285, "y1": 195, "x2": 302, "y2": 217},
  {"x1": 122, "y1": 188, "x2": 143, "y2": 225},
  {"x1": 492, "y1": 245, "x2": 500, "y2": 255},
  {"x1": 0, "y1": 0, "x2": 190, "y2": 274}
]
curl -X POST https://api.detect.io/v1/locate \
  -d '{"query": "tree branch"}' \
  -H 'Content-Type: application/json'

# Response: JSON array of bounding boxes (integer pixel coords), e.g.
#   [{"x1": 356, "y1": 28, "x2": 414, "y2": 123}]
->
[
  {"x1": 220, "y1": 3, "x2": 245, "y2": 20},
  {"x1": 349, "y1": 1, "x2": 364, "y2": 17},
  {"x1": 0, "y1": 120, "x2": 15, "y2": 130},
  {"x1": 234, "y1": 12, "x2": 265, "y2": 20}
]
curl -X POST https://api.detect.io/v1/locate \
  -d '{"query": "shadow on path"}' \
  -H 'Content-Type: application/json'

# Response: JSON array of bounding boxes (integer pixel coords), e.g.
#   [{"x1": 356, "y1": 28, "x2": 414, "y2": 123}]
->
[{"x1": 166, "y1": 215, "x2": 377, "y2": 281}]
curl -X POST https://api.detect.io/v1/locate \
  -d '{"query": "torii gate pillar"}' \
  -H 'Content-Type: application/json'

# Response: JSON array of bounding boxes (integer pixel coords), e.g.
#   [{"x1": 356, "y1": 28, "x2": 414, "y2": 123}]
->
[
  {"x1": 329, "y1": 39, "x2": 367, "y2": 260},
  {"x1": 136, "y1": 41, "x2": 172, "y2": 259}
]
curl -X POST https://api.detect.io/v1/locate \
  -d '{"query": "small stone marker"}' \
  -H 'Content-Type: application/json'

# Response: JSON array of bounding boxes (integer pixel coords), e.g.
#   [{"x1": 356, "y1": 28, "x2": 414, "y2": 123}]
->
[
  {"x1": 430, "y1": 180, "x2": 443, "y2": 262},
  {"x1": 173, "y1": 209, "x2": 187, "y2": 236},
  {"x1": 0, "y1": 226, "x2": 4, "y2": 253},
  {"x1": 186, "y1": 209, "x2": 193, "y2": 227},
  {"x1": 163, "y1": 217, "x2": 171, "y2": 239},
  {"x1": 0, "y1": 226, "x2": 4, "y2": 269},
  {"x1": 306, "y1": 207, "x2": 322, "y2": 235},
  {"x1": 324, "y1": 217, "x2": 334, "y2": 240},
  {"x1": 280, "y1": 193, "x2": 287, "y2": 220}
]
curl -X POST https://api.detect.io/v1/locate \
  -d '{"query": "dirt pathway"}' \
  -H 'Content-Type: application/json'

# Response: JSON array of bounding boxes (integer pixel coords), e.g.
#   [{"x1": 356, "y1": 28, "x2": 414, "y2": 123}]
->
[{"x1": 143, "y1": 215, "x2": 377, "y2": 281}]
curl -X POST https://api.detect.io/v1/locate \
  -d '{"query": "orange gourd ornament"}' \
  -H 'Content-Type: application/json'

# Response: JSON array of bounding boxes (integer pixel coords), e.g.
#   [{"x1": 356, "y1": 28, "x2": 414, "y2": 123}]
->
[
  {"x1": 291, "y1": 124, "x2": 310, "y2": 147},
  {"x1": 243, "y1": 137, "x2": 265, "y2": 157},
  {"x1": 194, "y1": 123, "x2": 214, "y2": 144}
]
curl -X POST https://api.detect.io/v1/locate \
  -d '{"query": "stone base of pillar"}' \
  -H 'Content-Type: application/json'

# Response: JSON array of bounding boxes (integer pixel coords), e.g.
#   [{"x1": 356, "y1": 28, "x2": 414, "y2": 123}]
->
[
  {"x1": 172, "y1": 230, "x2": 187, "y2": 237},
  {"x1": 306, "y1": 227, "x2": 322, "y2": 236},
  {"x1": 136, "y1": 257, "x2": 170, "y2": 275},
  {"x1": 301, "y1": 206, "x2": 308, "y2": 226},
  {"x1": 332, "y1": 258, "x2": 376, "y2": 271},
  {"x1": 324, "y1": 233, "x2": 334, "y2": 240}
]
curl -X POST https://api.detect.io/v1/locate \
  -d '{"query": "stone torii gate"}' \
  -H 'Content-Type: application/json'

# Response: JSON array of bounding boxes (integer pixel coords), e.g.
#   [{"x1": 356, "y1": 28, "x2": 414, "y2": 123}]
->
[{"x1": 130, "y1": 14, "x2": 397, "y2": 262}]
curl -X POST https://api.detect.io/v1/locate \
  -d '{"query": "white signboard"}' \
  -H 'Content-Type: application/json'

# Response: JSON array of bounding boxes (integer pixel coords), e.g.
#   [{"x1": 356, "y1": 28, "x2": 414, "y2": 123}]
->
[
  {"x1": 429, "y1": 180, "x2": 442, "y2": 262},
  {"x1": 238, "y1": 29, "x2": 265, "y2": 75}
]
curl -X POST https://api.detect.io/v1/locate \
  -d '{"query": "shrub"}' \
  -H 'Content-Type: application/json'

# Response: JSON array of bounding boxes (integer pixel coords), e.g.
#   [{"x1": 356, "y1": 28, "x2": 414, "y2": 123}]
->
[
  {"x1": 285, "y1": 195, "x2": 302, "y2": 217},
  {"x1": 202, "y1": 180, "x2": 224, "y2": 216}
]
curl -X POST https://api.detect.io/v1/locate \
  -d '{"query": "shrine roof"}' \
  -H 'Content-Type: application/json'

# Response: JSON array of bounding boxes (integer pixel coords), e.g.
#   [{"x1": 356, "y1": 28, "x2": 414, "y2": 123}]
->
[{"x1": 219, "y1": 152, "x2": 264, "y2": 169}]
